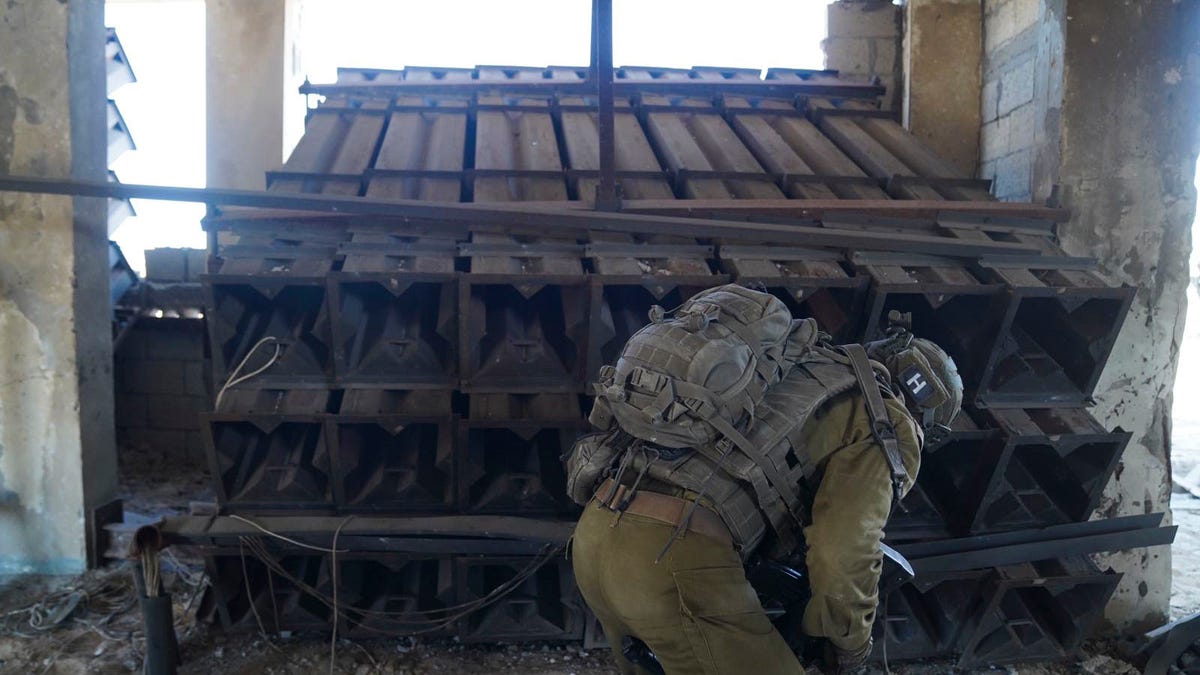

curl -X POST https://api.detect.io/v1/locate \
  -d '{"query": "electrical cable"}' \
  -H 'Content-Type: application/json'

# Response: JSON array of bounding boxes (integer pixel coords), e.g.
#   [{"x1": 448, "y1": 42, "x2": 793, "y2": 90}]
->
[
  {"x1": 235, "y1": 532, "x2": 562, "y2": 637},
  {"x1": 329, "y1": 514, "x2": 355, "y2": 675},
  {"x1": 214, "y1": 336, "x2": 282, "y2": 410},
  {"x1": 229, "y1": 514, "x2": 351, "y2": 554}
]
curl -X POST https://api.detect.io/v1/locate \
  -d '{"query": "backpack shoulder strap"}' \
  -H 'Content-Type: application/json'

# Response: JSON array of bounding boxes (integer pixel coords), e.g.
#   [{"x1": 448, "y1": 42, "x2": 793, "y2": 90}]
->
[{"x1": 841, "y1": 344, "x2": 908, "y2": 503}]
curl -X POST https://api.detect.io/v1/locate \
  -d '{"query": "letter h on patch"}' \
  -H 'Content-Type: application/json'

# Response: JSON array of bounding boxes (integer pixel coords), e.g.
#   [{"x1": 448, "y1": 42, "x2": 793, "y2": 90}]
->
[{"x1": 901, "y1": 366, "x2": 933, "y2": 404}]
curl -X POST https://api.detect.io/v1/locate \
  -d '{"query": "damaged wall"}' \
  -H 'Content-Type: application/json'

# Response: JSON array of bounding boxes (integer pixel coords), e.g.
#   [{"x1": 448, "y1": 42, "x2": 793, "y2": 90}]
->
[
  {"x1": 981, "y1": 0, "x2": 1200, "y2": 629},
  {"x1": 1054, "y1": 0, "x2": 1200, "y2": 630},
  {"x1": 903, "y1": 0, "x2": 982, "y2": 176},
  {"x1": 978, "y1": 0, "x2": 1064, "y2": 201},
  {"x1": 860, "y1": 0, "x2": 1200, "y2": 629},
  {"x1": 115, "y1": 319, "x2": 210, "y2": 473},
  {"x1": 0, "y1": 0, "x2": 85, "y2": 573},
  {"x1": 0, "y1": 0, "x2": 111, "y2": 573},
  {"x1": 825, "y1": 1, "x2": 903, "y2": 112}
]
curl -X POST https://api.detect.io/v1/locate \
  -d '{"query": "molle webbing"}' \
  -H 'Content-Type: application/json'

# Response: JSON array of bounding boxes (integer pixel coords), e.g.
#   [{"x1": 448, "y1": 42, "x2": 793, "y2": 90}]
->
[{"x1": 626, "y1": 358, "x2": 864, "y2": 557}]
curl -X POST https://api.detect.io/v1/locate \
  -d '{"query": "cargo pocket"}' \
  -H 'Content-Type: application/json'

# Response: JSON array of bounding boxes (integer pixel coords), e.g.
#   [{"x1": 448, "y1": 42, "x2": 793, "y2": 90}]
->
[{"x1": 673, "y1": 566, "x2": 776, "y2": 675}]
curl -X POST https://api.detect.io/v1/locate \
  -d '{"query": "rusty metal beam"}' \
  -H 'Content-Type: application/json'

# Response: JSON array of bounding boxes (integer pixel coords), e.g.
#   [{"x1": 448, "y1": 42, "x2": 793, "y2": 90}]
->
[
  {"x1": 590, "y1": 0, "x2": 618, "y2": 210},
  {"x1": 0, "y1": 174, "x2": 1043, "y2": 258},
  {"x1": 298, "y1": 78, "x2": 886, "y2": 100}
]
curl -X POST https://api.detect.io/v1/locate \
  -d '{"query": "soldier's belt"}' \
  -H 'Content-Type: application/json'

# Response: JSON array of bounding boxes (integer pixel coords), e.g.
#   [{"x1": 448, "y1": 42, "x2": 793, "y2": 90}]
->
[{"x1": 594, "y1": 478, "x2": 734, "y2": 547}]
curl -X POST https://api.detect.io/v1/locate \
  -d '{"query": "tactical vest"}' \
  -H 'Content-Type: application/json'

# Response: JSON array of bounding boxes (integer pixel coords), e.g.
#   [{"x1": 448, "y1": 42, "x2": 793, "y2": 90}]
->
[
  {"x1": 566, "y1": 284, "x2": 911, "y2": 561},
  {"x1": 621, "y1": 348, "x2": 871, "y2": 557}
]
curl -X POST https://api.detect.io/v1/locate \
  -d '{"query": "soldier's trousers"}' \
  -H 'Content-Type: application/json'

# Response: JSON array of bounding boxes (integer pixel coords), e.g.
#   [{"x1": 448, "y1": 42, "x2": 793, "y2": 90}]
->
[{"x1": 571, "y1": 501, "x2": 802, "y2": 675}]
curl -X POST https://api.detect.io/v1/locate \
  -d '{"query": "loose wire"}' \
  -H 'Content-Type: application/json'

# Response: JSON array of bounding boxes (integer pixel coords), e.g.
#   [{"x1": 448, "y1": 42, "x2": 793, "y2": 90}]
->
[{"x1": 214, "y1": 336, "x2": 282, "y2": 410}]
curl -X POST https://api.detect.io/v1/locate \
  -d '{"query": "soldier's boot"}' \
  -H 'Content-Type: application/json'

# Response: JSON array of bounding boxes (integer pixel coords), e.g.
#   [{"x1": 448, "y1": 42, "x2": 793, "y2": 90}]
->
[{"x1": 818, "y1": 637, "x2": 872, "y2": 675}]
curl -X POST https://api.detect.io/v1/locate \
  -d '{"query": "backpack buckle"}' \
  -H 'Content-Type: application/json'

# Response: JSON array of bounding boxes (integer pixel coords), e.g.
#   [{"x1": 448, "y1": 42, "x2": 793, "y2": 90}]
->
[{"x1": 629, "y1": 367, "x2": 665, "y2": 393}]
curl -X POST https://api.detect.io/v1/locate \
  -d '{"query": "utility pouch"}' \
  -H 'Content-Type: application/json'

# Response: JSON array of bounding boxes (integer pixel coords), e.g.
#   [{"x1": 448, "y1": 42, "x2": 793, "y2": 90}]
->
[{"x1": 565, "y1": 430, "x2": 627, "y2": 506}]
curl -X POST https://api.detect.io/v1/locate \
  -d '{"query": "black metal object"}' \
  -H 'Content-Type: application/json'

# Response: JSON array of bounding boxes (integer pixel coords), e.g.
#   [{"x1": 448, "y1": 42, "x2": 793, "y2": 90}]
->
[
  {"x1": 955, "y1": 558, "x2": 1120, "y2": 668},
  {"x1": 334, "y1": 417, "x2": 456, "y2": 513},
  {"x1": 200, "y1": 551, "x2": 333, "y2": 632},
  {"x1": 975, "y1": 279, "x2": 1135, "y2": 408},
  {"x1": 203, "y1": 414, "x2": 337, "y2": 512},
  {"x1": 139, "y1": 594, "x2": 180, "y2": 675},
  {"x1": 965, "y1": 407, "x2": 1130, "y2": 534},
  {"x1": 853, "y1": 252, "x2": 1007, "y2": 387},
  {"x1": 897, "y1": 513, "x2": 1173, "y2": 574},
  {"x1": 871, "y1": 569, "x2": 989, "y2": 662},
  {"x1": 1132, "y1": 611, "x2": 1200, "y2": 675},
  {"x1": 459, "y1": 421, "x2": 581, "y2": 515},
  {"x1": 622, "y1": 637, "x2": 667, "y2": 675},
  {"x1": 458, "y1": 556, "x2": 585, "y2": 641},
  {"x1": 460, "y1": 279, "x2": 590, "y2": 393},
  {"x1": 300, "y1": 73, "x2": 886, "y2": 101},
  {"x1": 337, "y1": 554, "x2": 458, "y2": 637},
  {"x1": 204, "y1": 247, "x2": 338, "y2": 388}
]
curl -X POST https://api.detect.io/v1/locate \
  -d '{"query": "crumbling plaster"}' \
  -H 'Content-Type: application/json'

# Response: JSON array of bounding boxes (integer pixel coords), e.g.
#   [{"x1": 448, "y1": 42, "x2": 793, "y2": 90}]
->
[
  {"x1": 1055, "y1": 0, "x2": 1200, "y2": 630},
  {"x1": 0, "y1": 0, "x2": 88, "y2": 573}
]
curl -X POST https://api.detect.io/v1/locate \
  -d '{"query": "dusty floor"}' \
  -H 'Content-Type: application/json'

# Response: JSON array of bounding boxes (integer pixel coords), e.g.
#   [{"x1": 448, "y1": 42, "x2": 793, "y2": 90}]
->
[
  {"x1": 0, "y1": 459, "x2": 1159, "y2": 675},
  {"x1": 0, "y1": 560, "x2": 1148, "y2": 675}
]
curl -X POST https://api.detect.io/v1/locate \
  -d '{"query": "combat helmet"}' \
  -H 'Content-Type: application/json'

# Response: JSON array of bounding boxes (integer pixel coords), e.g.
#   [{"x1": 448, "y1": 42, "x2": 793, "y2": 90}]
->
[{"x1": 866, "y1": 311, "x2": 963, "y2": 448}]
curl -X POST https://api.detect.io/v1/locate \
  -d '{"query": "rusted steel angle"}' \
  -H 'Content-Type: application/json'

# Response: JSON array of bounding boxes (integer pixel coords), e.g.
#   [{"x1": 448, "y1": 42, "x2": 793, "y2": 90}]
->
[
  {"x1": 159, "y1": 514, "x2": 576, "y2": 547},
  {"x1": 590, "y1": 0, "x2": 618, "y2": 209},
  {"x1": 299, "y1": 79, "x2": 885, "y2": 100},
  {"x1": 0, "y1": 176, "x2": 1047, "y2": 257},
  {"x1": 612, "y1": 198, "x2": 1069, "y2": 221}
]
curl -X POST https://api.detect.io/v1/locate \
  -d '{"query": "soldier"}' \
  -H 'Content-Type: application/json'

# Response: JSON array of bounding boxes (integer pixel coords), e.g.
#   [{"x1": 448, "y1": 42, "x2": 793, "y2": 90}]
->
[{"x1": 566, "y1": 286, "x2": 962, "y2": 675}]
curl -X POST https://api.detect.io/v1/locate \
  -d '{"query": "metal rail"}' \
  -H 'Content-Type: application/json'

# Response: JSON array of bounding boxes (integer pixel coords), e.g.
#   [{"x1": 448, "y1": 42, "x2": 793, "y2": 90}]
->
[
  {"x1": 590, "y1": 0, "x2": 618, "y2": 210},
  {"x1": 0, "y1": 174, "x2": 1043, "y2": 257},
  {"x1": 298, "y1": 78, "x2": 887, "y2": 100}
]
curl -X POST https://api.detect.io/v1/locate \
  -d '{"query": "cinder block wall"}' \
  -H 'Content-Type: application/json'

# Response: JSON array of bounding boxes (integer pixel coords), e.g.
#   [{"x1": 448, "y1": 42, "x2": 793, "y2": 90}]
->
[
  {"x1": 825, "y1": 1, "x2": 903, "y2": 111},
  {"x1": 114, "y1": 319, "x2": 210, "y2": 471},
  {"x1": 977, "y1": 0, "x2": 1063, "y2": 201}
]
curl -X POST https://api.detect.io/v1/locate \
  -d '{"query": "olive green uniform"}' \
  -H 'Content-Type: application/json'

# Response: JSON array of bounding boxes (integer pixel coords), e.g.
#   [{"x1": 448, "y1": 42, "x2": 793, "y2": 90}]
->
[{"x1": 571, "y1": 390, "x2": 921, "y2": 674}]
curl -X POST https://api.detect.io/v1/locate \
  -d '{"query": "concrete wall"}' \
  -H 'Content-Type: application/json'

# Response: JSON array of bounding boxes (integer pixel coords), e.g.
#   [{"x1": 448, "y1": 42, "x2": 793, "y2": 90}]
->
[
  {"x1": 206, "y1": 0, "x2": 305, "y2": 190},
  {"x1": 115, "y1": 319, "x2": 209, "y2": 472},
  {"x1": 0, "y1": 0, "x2": 112, "y2": 574},
  {"x1": 1053, "y1": 0, "x2": 1200, "y2": 631},
  {"x1": 903, "y1": 0, "x2": 982, "y2": 176},
  {"x1": 977, "y1": 0, "x2": 1200, "y2": 630},
  {"x1": 826, "y1": 1, "x2": 903, "y2": 112}
]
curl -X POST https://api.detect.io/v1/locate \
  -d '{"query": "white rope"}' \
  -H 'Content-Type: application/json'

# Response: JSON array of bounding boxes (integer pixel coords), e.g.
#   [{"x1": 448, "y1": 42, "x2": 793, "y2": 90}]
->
[{"x1": 214, "y1": 337, "x2": 283, "y2": 410}]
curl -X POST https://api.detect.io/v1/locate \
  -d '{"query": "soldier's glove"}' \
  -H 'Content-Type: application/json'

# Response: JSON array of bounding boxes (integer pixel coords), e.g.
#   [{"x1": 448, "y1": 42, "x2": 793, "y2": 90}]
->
[{"x1": 817, "y1": 637, "x2": 872, "y2": 675}]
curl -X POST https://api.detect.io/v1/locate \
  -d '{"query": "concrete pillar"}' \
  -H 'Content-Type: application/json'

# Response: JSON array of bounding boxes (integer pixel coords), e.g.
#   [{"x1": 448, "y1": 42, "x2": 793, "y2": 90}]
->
[
  {"x1": 1053, "y1": 0, "x2": 1200, "y2": 632},
  {"x1": 206, "y1": 0, "x2": 305, "y2": 190},
  {"x1": 825, "y1": 1, "x2": 903, "y2": 111},
  {"x1": 903, "y1": 0, "x2": 982, "y2": 176},
  {"x1": 0, "y1": 0, "x2": 114, "y2": 573},
  {"x1": 981, "y1": 0, "x2": 1200, "y2": 630}
]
